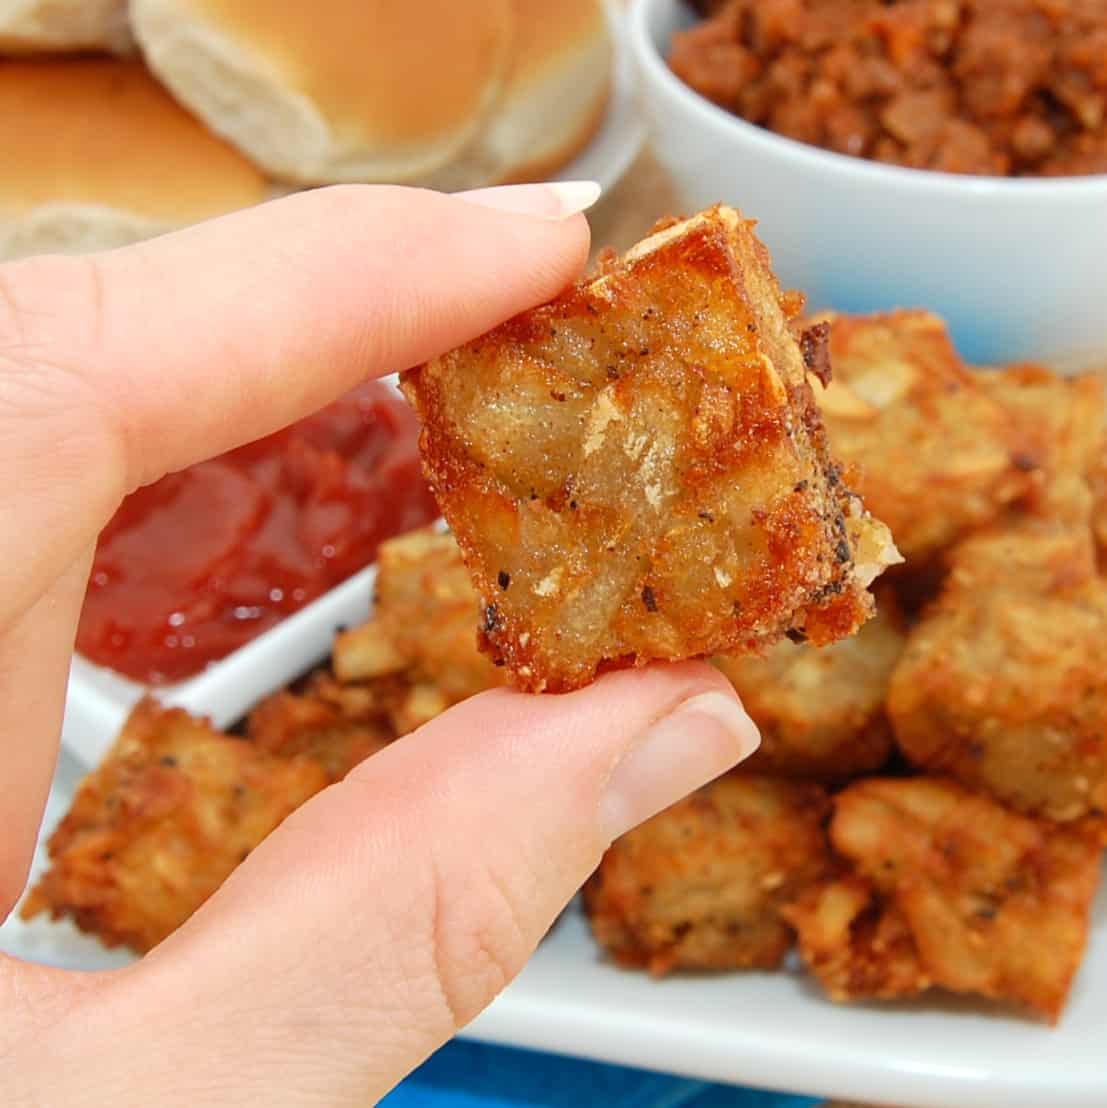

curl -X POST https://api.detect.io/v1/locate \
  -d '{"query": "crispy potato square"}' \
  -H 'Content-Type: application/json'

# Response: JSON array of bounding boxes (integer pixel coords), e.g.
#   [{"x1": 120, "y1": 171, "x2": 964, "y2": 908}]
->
[
  {"x1": 714, "y1": 595, "x2": 904, "y2": 780},
  {"x1": 978, "y1": 363, "x2": 1104, "y2": 526},
  {"x1": 21, "y1": 700, "x2": 327, "y2": 952},
  {"x1": 887, "y1": 520, "x2": 1107, "y2": 824},
  {"x1": 372, "y1": 528, "x2": 505, "y2": 704},
  {"x1": 786, "y1": 877, "x2": 930, "y2": 1004},
  {"x1": 583, "y1": 774, "x2": 831, "y2": 974},
  {"x1": 1091, "y1": 440, "x2": 1107, "y2": 561},
  {"x1": 333, "y1": 528, "x2": 505, "y2": 732},
  {"x1": 403, "y1": 207, "x2": 898, "y2": 692},
  {"x1": 811, "y1": 310, "x2": 1042, "y2": 562},
  {"x1": 787, "y1": 778, "x2": 1102, "y2": 1022}
]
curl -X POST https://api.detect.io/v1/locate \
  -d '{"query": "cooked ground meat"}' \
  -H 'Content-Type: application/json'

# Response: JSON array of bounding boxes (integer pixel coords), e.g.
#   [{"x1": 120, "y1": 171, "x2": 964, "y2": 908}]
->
[{"x1": 670, "y1": 0, "x2": 1107, "y2": 177}]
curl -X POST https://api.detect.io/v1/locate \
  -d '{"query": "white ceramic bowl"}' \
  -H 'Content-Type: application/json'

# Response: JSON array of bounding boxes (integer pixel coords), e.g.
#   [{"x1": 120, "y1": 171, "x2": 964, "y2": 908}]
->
[{"x1": 629, "y1": 0, "x2": 1107, "y2": 371}]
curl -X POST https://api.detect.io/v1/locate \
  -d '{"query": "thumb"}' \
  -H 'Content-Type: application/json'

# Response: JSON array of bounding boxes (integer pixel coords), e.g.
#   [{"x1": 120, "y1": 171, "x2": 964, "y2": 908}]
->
[{"x1": 68, "y1": 664, "x2": 758, "y2": 1106}]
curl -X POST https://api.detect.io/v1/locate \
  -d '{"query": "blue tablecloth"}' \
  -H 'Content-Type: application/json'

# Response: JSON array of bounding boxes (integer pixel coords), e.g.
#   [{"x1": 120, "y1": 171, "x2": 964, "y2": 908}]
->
[{"x1": 383, "y1": 1040, "x2": 819, "y2": 1108}]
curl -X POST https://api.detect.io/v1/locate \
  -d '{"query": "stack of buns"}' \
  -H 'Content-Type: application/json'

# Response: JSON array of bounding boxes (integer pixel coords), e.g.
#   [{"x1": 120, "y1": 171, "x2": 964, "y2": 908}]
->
[
  {"x1": 0, "y1": 0, "x2": 612, "y2": 260},
  {"x1": 0, "y1": 0, "x2": 132, "y2": 54}
]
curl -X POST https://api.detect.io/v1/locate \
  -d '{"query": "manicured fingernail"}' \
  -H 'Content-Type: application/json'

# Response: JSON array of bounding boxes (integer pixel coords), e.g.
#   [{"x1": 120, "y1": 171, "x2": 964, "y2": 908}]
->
[
  {"x1": 600, "y1": 691, "x2": 761, "y2": 841},
  {"x1": 456, "y1": 181, "x2": 602, "y2": 220}
]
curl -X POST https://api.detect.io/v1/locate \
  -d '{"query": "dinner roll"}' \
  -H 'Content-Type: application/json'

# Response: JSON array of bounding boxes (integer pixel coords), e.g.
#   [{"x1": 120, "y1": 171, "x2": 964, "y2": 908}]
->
[
  {"x1": 0, "y1": 0, "x2": 132, "y2": 53},
  {"x1": 0, "y1": 60, "x2": 270, "y2": 260},
  {"x1": 473, "y1": 0, "x2": 611, "y2": 187},
  {"x1": 130, "y1": 0, "x2": 517, "y2": 185}
]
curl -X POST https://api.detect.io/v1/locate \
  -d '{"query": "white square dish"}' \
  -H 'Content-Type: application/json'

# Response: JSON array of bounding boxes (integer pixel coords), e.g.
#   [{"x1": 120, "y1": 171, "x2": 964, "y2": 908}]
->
[
  {"x1": 62, "y1": 563, "x2": 377, "y2": 767},
  {"x1": 467, "y1": 887, "x2": 1107, "y2": 1108}
]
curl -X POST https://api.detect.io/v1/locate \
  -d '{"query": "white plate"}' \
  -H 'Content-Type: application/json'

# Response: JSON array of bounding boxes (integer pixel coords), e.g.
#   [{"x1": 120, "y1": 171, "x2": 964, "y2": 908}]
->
[{"x1": 471, "y1": 894, "x2": 1107, "y2": 1108}]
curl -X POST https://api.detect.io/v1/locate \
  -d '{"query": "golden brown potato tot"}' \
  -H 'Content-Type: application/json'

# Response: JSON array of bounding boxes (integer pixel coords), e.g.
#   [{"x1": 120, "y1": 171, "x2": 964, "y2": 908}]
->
[
  {"x1": 333, "y1": 528, "x2": 505, "y2": 733},
  {"x1": 332, "y1": 621, "x2": 405, "y2": 683},
  {"x1": 247, "y1": 671, "x2": 394, "y2": 782},
  {"x1": 787, "y1": 777, "x2": 1102, "y2": 1022},
  {"x1": 21, "y1": 701, "x2": 327, "y2": 952},
  {"x1": 404, "y1": 207, "x2": 898, "y2": 691},
  {"x1": 888, "y1": 520, "x2": 1107, "y2": 825},
  {"x1": 714, "y1": 595, "x2": 904, "y2": 780},
  {"x1": 813, "y1": 310, "x2": 1041, "y2": 562},
  {"x1": 977, "y1": 363, "x2": 1103, "y2": 526},
  {"x1": 584, "y1": 774, "x2": 831, "y2": 974}
]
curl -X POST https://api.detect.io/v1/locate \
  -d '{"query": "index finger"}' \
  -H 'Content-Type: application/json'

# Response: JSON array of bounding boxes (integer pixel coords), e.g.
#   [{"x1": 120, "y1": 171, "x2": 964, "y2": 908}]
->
[
  {"x1": 0, "y1": 183, "x2": 591, "y2": 623},
  {"x1": 14, "y1": 183, "x2": 592, "y2": 489}
]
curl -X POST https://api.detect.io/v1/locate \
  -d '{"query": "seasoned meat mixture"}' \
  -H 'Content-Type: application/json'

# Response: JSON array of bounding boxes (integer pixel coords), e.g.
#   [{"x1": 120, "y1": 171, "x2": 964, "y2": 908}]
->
[{"x1": 671, "y1": 0, "x2": 1107, "y2": 177}]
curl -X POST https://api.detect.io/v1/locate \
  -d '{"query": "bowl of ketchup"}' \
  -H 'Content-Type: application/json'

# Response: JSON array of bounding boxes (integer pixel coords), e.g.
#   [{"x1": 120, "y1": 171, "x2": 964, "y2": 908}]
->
[{"x1": 77, "y1": 381, "x2": 438, "y2": 685}]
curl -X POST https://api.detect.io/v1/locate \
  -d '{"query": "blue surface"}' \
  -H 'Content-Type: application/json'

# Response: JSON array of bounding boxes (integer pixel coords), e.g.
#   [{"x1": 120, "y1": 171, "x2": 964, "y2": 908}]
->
[{"x1": 383, "y1": 1040, "x2": 820, "y2": 1108}]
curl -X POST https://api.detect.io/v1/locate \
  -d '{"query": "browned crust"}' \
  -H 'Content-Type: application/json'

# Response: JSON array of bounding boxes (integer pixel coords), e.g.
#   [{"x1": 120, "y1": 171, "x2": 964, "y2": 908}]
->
[
  {"x1": 20, "y1": 700, "x2": 328, "y2": 952},
  {"x1": 403, "y1": 207, "x2": 897, "y2": 692},
  {"x1": 888, "y1": 520, "x2": 1107, "y2": 825},
  {"x1": 584, "y1": 775, "x2": 832, "y2": 974}
]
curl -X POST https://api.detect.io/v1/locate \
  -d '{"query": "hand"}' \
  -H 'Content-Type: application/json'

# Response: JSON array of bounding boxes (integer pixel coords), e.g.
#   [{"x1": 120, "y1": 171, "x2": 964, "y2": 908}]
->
[{"x1": 0, "y1": 184, "x2": 759, "y2": 1106}]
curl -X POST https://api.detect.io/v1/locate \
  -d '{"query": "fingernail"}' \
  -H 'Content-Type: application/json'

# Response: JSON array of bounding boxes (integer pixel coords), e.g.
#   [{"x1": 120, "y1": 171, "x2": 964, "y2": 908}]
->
[
  {"x1": 600, "y1": 692, "x2": 761, "y2": 841},
  {"x1": 456, "y1": 181, "x2": 602, "y2": 220}
]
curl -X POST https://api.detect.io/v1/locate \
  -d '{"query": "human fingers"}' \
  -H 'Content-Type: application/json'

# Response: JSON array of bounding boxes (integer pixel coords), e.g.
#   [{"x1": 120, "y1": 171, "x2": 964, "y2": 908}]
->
[
  {"x1": 0, "y1": 548, "x2": 93, "y2": 919},
  {"x1": 53, "y1": 664, "x2": 758, "y2": 1106},
  {"x1": 0, "y1": 182, "x2": 592, "y2": 628}
]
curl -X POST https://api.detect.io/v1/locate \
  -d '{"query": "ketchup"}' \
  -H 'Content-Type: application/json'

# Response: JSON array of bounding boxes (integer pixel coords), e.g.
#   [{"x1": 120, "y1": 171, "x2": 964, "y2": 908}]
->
[{"x1": 78, "y1": 382, "x2": 438, "y2": 684}]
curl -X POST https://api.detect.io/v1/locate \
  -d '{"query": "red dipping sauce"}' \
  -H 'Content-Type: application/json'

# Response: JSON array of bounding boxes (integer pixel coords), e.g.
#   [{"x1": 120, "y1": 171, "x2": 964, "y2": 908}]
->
[{"x1": 78, "y1": 382, "x2": 438, "y2": 684}]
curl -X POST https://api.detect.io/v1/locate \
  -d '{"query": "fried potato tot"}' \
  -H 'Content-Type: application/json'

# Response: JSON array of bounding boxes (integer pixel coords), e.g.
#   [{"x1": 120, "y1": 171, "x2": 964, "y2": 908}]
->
[
  {"x1": 372, "y1": 528, "x2": 505, "y2": 704},
  {"x1": 812, "y1": 311, "x2": 1042, "y2": 562},
  {"x1": 787, "y1": 778, "x2": 1102, "y2": 1022},
  {"x1": 714, "y1": 596, "x2": 904, "y2": 780},
  {"x1": 21, "y1": 700, "x2": 327, "y2": 952},
  {"x1": 403, "y1": 207, "x2": 899, "y2": 692},
  {"x1": 333, "y1": 528, "x2": 505, "y2": 732},
  {"x1": 1088, "y1": 438, "x2": 1107, "y2": 561},
  {"x1": 978, "y1": 363, "x2": 1104, "y2": 526},
  {"x1": 247, "y1": 670, "x2": 394, "y2": 782},
  {"x1": 583, "y1": 775, "x2": 831, "y2": 974},
  {"x1": 887, "y1": 520, "x2": 1107, "y2": 824},
  {"x1": 785, "y1": 877, "x2": 931, "y2": 1003}
]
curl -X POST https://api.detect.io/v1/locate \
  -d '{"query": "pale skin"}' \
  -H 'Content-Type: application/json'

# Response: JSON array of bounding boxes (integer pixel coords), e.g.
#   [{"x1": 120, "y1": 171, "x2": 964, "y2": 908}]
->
[{"x1": 0, "y1": 184, "x2": 759, "y2": 1106}]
